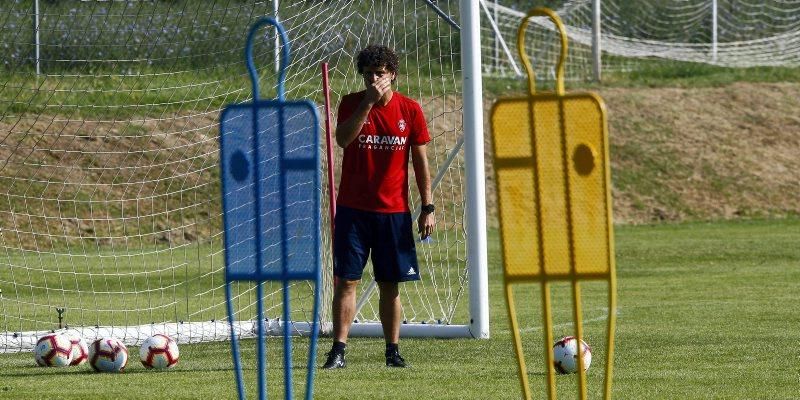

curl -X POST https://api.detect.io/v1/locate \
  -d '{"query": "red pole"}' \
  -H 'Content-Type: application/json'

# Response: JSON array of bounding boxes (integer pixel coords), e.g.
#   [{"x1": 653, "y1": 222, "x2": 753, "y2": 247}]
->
[{"x1": 321, "y1": 63, "x2": 338, "y2": 286}]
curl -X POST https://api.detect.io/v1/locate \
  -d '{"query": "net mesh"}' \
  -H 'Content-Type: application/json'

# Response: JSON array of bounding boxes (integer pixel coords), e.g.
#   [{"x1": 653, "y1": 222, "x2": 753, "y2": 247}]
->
[
  {"x1": 482, "y1": 0, "x2": 800, "y2": 80},
  {"x1": 4, "y1": 0, "x2": 796, "y2": 352},
  {"x1": 0, "y1": 0, "x2": 469, "y2": 352}
]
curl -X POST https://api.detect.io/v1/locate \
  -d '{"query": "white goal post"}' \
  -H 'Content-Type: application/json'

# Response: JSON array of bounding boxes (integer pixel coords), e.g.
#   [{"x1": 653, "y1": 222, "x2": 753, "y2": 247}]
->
[{"x1": 0, "y1": 0, "x2": 489, "y2": 353}]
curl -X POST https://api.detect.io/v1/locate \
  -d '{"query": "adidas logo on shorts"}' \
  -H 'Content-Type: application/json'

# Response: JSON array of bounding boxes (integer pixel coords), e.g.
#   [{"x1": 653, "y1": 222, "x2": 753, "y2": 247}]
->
[{"x1": 406, "y1": 267, "x2": 416, "y2": 275}]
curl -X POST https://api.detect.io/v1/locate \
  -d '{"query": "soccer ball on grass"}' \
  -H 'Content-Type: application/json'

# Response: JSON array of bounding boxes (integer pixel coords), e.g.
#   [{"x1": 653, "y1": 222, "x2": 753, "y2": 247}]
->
[
  {"x1": 89, "y1": 337, "x2": 128, "y2": 372},
  {"x1": 139, "y1": 334, "x2": 179, "y2": 370},
  {"x1": 65, "y1": 333, "x2": 89, "y2": 366},
  {"x1": 552, "y1": 336, "x2": 592, "y2": 374},
  {"x1": 34, "y1": 333, "x2": 73, "y2": 367}
]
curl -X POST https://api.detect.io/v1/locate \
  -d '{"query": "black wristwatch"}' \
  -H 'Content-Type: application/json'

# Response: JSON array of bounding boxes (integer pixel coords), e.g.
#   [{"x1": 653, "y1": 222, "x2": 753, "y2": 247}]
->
[{"x1": 421, "y1": 204, "x2": 435, "y2": 215}]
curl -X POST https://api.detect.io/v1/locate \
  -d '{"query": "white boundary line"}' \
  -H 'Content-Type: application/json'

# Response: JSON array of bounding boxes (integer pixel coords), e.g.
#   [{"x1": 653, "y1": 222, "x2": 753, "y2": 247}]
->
[{"x1": 516, "y1": 307, "x2": 618, "y2": 333}]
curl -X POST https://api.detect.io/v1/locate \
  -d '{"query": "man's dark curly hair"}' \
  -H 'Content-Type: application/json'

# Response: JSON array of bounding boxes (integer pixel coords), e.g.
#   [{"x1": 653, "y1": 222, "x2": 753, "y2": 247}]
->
[{"x1": 356, "y1": 45, "x2": 399, "y2": 77}]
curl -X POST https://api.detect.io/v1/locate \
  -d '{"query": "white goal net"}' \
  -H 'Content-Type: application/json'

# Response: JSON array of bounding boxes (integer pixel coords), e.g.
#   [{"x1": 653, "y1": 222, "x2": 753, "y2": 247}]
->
[
  {"x1": 1, "y1": 0, "x2": 485, "y2": 352},
  {"x1": 482, "y1": 0, "x2": 800, "y2": 80}
]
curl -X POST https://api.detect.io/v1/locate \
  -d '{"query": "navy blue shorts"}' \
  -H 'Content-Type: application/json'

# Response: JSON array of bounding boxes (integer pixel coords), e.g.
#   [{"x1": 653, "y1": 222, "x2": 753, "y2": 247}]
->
[{"x1": 333, "y1": 206, "x2": 421, "y2": 282}]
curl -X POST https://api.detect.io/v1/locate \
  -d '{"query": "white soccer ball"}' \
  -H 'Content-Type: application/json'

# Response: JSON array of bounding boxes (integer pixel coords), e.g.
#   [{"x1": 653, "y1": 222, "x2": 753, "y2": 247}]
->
[
  {"x1": 89, "y1": 338, "x2": 129, "y2": 372},
  {"x1": 34, "y1": 333, "x2": 73, "y2": 367},
  {"x1": 553, "y1": 336, "x2": 592, "y2": 374},
  {"x1": 139, "y1": 334, "x2": 179, "y2": 370},
  {"x1": 65, "y1": 333, "x2": 89, "y2": 366}
]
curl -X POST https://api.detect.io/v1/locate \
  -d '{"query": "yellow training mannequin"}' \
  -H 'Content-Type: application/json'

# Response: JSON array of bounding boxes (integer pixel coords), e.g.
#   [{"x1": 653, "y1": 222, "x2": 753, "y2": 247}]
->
[{"x1": 490, "y1": 7, "x2": 617, "y2": 400}]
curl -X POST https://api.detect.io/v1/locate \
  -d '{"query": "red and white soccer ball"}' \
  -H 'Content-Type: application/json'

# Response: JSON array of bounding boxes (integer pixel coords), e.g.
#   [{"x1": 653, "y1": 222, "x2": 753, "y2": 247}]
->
[
  {"x1": 34, "y1": 333, "x2": 73, "y2": 367},
  {"x1": 139, "y1": 334, "x2": 179, "y2": 370},
  {"x1": 553, "y1": 336, "x2": 592, "y2": 374},
  {"x1": 89, "y1": 338, "x2": 129, "y2": 372},
  {"x1": 65, "y1": 333, "x2": 89, "y2": 366}
]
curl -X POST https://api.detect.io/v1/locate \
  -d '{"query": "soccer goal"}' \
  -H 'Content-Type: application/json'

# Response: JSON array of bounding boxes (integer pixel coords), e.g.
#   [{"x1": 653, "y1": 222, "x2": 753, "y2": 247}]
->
[
  {"x1": 481, "y1": 0, "x2": 800, "y2": 81},
  {"x1": 0, "y1": 0, "x2": 489, "y2": 352}
]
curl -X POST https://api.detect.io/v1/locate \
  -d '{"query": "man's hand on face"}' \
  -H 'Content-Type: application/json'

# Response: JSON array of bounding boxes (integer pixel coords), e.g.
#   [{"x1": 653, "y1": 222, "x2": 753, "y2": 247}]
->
[{"x1": 364, "y1": 75, "x2": 392, "y2": 105}]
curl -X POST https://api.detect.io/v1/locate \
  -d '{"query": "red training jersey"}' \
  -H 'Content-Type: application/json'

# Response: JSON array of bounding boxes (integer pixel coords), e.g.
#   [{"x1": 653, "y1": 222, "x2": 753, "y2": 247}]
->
[{"x1": 336, "y1": 91, "x2": 430, "y2": 213}]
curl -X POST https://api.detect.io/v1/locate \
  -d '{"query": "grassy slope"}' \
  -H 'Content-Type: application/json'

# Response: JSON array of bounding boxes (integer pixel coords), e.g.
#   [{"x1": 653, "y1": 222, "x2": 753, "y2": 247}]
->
[
  {"x1": 1, "y1": 219, "x2": 799, "y2": 399},
  {"x1": 482, "y1": 64, "x2": 800, "y2": 225},
  {"x1": 3, "y1": 76, "x2": 799, "y2": 242}
]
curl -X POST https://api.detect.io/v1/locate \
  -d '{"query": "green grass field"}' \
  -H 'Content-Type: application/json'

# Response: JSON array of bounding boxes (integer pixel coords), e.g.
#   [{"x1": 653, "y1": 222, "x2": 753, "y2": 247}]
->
[
  {"x1": 1, "y1": 218, "x2": 798, "y2": 399},
  {"x1": 3, "y1": 3, "x2": 799, "y2": 398}
]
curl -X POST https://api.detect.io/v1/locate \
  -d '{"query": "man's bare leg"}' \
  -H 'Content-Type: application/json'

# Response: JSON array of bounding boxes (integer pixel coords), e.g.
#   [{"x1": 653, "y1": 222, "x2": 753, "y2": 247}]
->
[
  {"x1": 323, "y1": 279, "x2": 359, "y2": 369},
  {"x1": 378, "y1": 281, "x2": 400, "y2": 343},
  {"x1": 379, "y1": 281, "x2": 407, "y2": 367},
  {"x1": 332, "y1": 279, "x2": 360, "y2": 343}
]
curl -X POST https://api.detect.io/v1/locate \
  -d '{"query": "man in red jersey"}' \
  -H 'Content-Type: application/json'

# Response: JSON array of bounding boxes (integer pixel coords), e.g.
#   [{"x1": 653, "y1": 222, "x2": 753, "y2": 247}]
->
[{"x1": 322, "y1": 45, "x2": 435, "y2": 369}]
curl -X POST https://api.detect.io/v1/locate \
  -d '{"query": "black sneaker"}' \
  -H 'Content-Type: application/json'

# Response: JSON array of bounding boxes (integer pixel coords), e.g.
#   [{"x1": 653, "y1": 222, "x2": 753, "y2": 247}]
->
[
  {"x1": 322, "y1": 350, "x2": 346, "y2": 369},
  {"x1": 385, "y1": 349, "x2": 408, "y2": 368}
]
